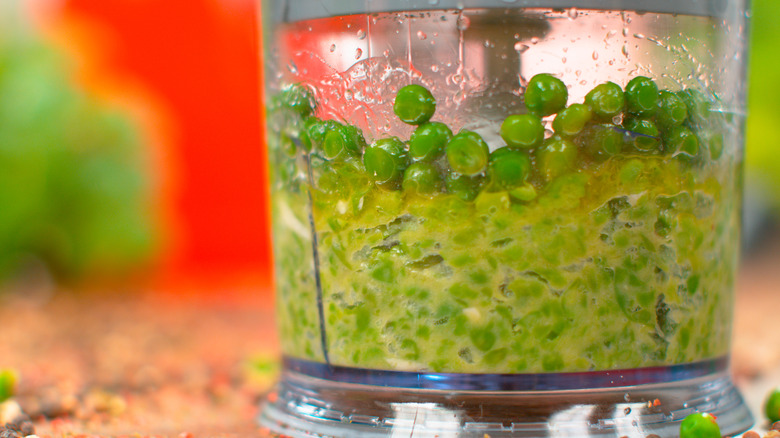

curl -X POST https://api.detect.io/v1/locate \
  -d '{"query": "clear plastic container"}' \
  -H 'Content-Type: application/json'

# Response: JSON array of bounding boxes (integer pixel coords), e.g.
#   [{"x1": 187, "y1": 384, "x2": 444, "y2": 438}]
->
[{"x1": 258, "y1": 1, "x2": 752, "y2": 436}]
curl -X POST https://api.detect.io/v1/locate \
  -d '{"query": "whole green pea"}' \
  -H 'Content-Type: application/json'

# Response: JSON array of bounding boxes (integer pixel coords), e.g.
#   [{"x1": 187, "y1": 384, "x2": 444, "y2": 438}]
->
[
  {"x1": 277, "y1": 83, "x2": 316, "y2": 117},
  {"x1": 394, "y1": 84, "x2": 436, "y2": 125},
  {"x1": 578, "y1": 124, "x2": 623, "y2": 160},
  {"x1": 664, "y1": 125, "x2": 699, "y2": 158},
  {"x1": 501, "y1": 114, "x2": 545, "y2": 148},
  {"x1": 302, "y1": 118, "x2": 341, "y2": 152},
  {"x1": 363, "y1": 137, "x2": 410, "y2": 186},
  {"x1": 553, "y1": 104, "x2": 593, "y2": 137},
  {"x1": 488, "y1": 148, "x2": 532, "y2": 190},
  {"x1": 403, "y1": 162, "x2": 443, "y2": 196},
  {"x1": 679, "y1": 413, "x2": 721, "y2": 438},
  {"x1": 445, "y1": 172, "x2": 483, "y2": 202},
  {"x1": 322, "y1": 124, "x2": 366, "y2": 160},
  {"x1": 585, "y1": 82, "x2": 625, "y2": 120},
  {"x1": 409, "y1": 122, "x2": 452, "y2": 162},
  {"x1": 446, "y1": 130, "x2": 490, "y2": 176},
  {"x1": 524, "y1": 73, "x2": 568, "y2": 117},
  {"x1": 623, "y1": 118, "x2": 660, "y2": 152},
  {"x1": 656, "y1": 90, "x2": 689, "y2": 129},
  {"x1": 625, "y1": 76, "x2": 659, "y2": 117},
  {"x1": 765, "y1": 387, "x2": 780, "y2": 423},
  {"x1": 536, "y1": 137, "x2": 578, "y2": 181}
]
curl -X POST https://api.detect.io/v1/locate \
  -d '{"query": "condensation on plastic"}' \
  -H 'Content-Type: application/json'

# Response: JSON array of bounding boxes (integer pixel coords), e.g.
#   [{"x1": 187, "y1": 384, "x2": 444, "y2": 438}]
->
[{"x1": 271, "y1": 0, "x2": 729, "y2": 23}]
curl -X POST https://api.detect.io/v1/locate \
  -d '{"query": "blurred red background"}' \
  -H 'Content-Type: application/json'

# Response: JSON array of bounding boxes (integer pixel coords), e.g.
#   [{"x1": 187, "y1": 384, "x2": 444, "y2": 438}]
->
[{"x1": 32, "y1": 0, "x2": 272, "y2": 292}]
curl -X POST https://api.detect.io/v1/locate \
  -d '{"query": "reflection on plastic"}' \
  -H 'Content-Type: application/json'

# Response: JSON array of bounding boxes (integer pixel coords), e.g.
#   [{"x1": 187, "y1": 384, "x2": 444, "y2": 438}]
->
[
  {"x1": 389, "y1": 403, "x2": 460, "y2": 437},
  {"x1": 548, "y1": 405, "x2": 595, "y2": 438}
]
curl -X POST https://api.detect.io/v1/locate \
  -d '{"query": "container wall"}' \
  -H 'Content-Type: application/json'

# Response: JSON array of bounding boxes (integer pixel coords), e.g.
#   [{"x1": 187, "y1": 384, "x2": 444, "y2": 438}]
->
[{"x1": 263, "y1": 6, "x2": 748, "y2": 373}]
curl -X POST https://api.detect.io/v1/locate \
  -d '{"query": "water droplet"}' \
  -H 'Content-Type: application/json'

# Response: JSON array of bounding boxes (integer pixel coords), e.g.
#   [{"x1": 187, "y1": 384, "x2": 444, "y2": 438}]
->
[
  {"x1": 357, "y1": 29, "x2": 366, "y2": 39},
  {"x1": 563, "y1": 47, "x2": 569, "y2": 53},
  {"x1": 431, "y1": 65, "x2": 439, "y2": 72},
  {"x1": 606, "y1": 30, "x2": 617, "y2": 39},
  {"x1": 592, "y1": 51, "x2": 599, "y2": 60},
  {"x1": 355, "y1": 48, "x2": 363, "y2": 59},
  {"x1": 531, "y1": 37, "x2": 539, "y2": 45},
  {"x1": 457, "y1": 14, "x2": 470, "y2": 31},
  {"x1": 417, "y1": 30, "x2": 427, "y2": 40},
  {"x1": 633, "y1": 33, "x2": 645, "y2": 39},
  {"x1": 624, "y1": 407, "x2": 631, "y2": 415},
  {"x1": 567, "y1": 7, "x2": 579, "y2": 19},
  {"x1": 562, "y1": 57, "x2": 567, "y2": 64},
  {"x1": 624, "y1": 393, "x2": 630, "y2": 401},
  {"x1": 514, "y1": 42, "x2": 529, "y2": 52},
  {"x1": 623, "y1": 28, "x2": 629, "y2": 37},
  {"x1": 622, "y1": 45, "x2": 629, "y2": 57},
  {"x1": 329, "y1": 44, "x2": 336, "y2": 53},
  {"x1": 344, "y1": 90, "x2": 353, "y2": 101},
  {"x1": 383, "y1": 49, "x2": 390, "y2": 57}
]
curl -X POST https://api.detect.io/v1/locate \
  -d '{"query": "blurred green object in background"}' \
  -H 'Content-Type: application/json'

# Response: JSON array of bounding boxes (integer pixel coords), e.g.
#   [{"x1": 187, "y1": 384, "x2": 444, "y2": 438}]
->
[
  {"x1": 0, "y1": 369, "x2": 17, "y2": 402},
  {"x1": 747, "y1": 0, "x2": 780, "y2": 214},
  {"x1": 0, "y1": 6, "x2": 154, "y2": 284}
]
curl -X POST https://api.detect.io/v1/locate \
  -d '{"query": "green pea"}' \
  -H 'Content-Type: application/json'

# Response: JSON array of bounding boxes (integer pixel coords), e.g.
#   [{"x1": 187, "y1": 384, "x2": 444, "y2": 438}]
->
[
  {"x1": 488, "y1": 148, "x2": 532, "y2": 190},
  {"x1": 524, "y1": 73, "x2": 568, "y2": 117},
  {"x1": 656, "y1": 90, "x2": 688, "y2": 129},
  {"x1": 322, "y1": 124, "x2": 366, "y2": 160},
  {"x1": 536, "y1": 137, "x2": 578, "y2": 181},
  {"x1": 394, "y1": 84, "x2": 436, "y2": 125},
  {"x1": 363, "y1": 137, "x2": 410, "y2": 185},
  {"x1": 677, "y1": 88, "x2": 712, "y2": 126},
  {"x1": 553, "y1": 104, "x2": 593, "y2": 137},
  {"x1": 664, "y1": 126, "x2": 699, "y2": 158},
  {"x1": 409, "y1": 122, "x2": 452, "y2": 162},
  {"x1": 708, "y1": 132, "x2": 724, "y2": 160},
  {"x1": 585, "y1": 82, "x2": 625, "y2": 120},
  {"x1": 445, "y1": 172, "x2": 483, "y2": 201},
  {"x1": 278, "y1": 83, "x2": 316, "y2": 117},
  {"x1": 625, "y1": 76, "x2": 659, "y2": 117},
  {"x1": 278, "y1": 132, "x2": 297, "y2": 157},
  {"x1": 508, "y1": 183, "x2": 537, "y2": 202},
  {"x1": 623, "y1": 118, "x2": 660, "y2": 152},
  {"x1": 766, "y1": 387, "x2": 780, "y2": 423},
  {"x1": 303, "y1": 118, "x2": 341, "y2": 152},
  {"x1": 500, "y1": 114, "x2": 544, "y2": 149},
  {"x1": 679, "y1": 413, "x2": 721, "y2": 438},
  {"x1": 402, "y1": 162, "x2": 443, "y2": 196},
  {"x1": 578, "y1": 124, "x2": 623, "y2": 159},
  {"x1": 446, "y1": 130, "x2": 490, "y2": 176}
]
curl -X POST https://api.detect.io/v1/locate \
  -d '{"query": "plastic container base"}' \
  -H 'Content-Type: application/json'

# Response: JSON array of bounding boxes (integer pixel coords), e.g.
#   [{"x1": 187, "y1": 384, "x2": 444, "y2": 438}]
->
[{"x1": 259, "y1": 360, "x2": 753, "y2": 438}]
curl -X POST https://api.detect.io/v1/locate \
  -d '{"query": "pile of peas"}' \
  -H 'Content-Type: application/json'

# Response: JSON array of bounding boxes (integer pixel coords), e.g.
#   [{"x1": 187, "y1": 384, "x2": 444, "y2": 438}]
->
[{"x1": 273, "y1": 73, "x2": 717, "y2": 202}]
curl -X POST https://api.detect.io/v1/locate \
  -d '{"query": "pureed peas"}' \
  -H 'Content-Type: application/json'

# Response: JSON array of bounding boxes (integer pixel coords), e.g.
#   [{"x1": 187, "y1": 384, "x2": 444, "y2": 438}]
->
[{"x1": 268, "y1": 74, "x2": 737, "y2": 373}]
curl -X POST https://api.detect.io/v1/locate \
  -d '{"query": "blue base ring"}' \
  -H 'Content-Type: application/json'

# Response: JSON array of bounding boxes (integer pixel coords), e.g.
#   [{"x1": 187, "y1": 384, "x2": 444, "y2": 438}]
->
[{"x1": 283, "y1": 356, "x2": 729, "y2": 391}]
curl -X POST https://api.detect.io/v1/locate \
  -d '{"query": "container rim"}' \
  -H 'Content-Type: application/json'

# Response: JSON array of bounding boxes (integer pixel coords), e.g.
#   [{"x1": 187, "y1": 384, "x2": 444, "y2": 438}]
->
[{"x1": 270, "y1": 0, "x2": 729, "y2": 23}]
